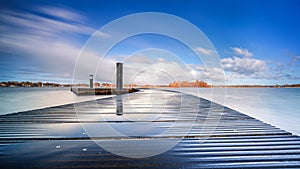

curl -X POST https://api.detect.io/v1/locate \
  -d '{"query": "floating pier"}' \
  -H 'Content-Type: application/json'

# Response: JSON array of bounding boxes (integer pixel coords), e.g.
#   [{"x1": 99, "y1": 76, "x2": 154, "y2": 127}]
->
[
  {"x1": 0, "y1": 89, "x2": 300, "y2": 168},
  {"x1": 70, "y1": 87, "x2": 139, "y2": 95}
]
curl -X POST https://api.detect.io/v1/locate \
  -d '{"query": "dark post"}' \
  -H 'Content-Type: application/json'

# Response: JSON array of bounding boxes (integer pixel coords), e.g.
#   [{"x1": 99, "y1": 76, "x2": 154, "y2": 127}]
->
[
  {"x1": 89, "y1": 75, "x2": 93, "y2": 88},
  {"x1": 116, "y1": 96, "x2": 123, "y2": 116},
  {"x1": 116, "y1": 63, "x2": 123, "y2": 90}
]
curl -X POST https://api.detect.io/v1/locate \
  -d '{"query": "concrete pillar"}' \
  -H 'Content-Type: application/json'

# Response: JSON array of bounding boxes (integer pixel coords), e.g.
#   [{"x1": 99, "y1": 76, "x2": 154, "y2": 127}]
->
[
  {"x1": 89, "y1": 75, "x2": 93, "y2": 88},
  {"x1": 116, "y1": 63, "x2": 123, "y2": 90}
]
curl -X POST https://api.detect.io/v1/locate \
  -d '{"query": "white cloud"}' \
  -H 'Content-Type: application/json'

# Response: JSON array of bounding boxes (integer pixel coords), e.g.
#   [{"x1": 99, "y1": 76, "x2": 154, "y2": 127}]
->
[
  {"x1": 74, "y1": 56, "x2": 193, "y2": 85},
  {"x1": 122, "y1": 57, "x2": 193, "y2": 85},
  {"x1": 290, "y1": 55, "x2": 300, "y2": 65},
  {"x1": 221, "y1": 56, "x2": 266, "y2": 75},
  {"x1": 186, "y1": 64, "x2": 225, "y2": 83},
  {"x1": 0, "y1": 6, "x2": 209, "y2": 85},
  {"x1": 71, "y1": 47, "x2": 200, "y2": 85},
  {"x1": 0, "y1": 9, "x2": 96, "y2": 36},
  {"x1": 38, "y1": 6, "x2": 86, "y2": 22},
  {"x1": 195, "y1": 47, "x2": 214, "y2": 55},
  {"x1": 220, "y1": 47, "x2": 268, "y2": 79},
  {"x1": 93, "y1": 31, "x2": 111, "y2": 38},
  {"x1": 231, "y1": 47, "x2": 253, "y2": 58},
  {"x1": 219, "y1": 47, "x2": 300, "y2": 81},
  {"x1": 0, "y1": 6, "x2": 111, "y2": 82}
]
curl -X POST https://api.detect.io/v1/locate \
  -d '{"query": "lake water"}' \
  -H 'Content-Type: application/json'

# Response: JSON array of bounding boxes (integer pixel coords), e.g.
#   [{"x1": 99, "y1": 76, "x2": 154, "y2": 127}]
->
[
  {"x1": 0, "y1": 87, "x2": 112, "y2": 115},
  {"x1": 0, "y1": 87, "x2": 299, "y2": 136}
]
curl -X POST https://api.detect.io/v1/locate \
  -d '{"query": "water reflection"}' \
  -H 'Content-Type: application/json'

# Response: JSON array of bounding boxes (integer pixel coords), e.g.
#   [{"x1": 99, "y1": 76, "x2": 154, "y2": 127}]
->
[{"x1": 115, "y1": 96, "x2": 123, "y2": 116}]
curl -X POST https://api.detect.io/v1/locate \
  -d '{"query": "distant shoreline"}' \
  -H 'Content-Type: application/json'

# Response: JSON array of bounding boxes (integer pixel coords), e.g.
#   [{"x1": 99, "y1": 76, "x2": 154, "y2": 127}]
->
[
  {"x1": 1, "y1": 86, "x2": 300, "y2": 89},
  {"x1": 1, "y1": 81, "x2": 300, "y2": 88},
  {"x1": 164, "y1": 86, "x2": 300, "y2": 88}
]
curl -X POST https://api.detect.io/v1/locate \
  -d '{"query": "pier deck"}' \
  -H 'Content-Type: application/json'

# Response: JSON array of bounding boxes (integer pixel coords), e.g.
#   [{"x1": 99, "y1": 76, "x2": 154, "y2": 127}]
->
[{"x1": 1, "y1": 89, "x2": 300, "y2": 168}]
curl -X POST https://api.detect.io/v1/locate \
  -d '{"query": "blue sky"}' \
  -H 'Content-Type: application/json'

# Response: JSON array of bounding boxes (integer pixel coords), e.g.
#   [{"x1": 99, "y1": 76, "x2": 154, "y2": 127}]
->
[{"x1": 0, "y1": 0, "x2": 300, "y2": 85}]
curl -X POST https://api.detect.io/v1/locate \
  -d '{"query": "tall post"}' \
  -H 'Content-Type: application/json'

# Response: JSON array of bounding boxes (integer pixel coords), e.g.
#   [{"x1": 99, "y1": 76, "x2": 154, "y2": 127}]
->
[
  {"x1": 89, "y1": 75, "x2": 93, "y2": 88},
  {"x1": 116, "y1": 63, "x2": 123, "y2": 90}
]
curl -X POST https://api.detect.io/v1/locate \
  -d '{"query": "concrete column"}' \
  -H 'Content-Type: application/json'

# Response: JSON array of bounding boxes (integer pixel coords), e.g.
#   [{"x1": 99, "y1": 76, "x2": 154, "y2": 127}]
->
[
  {"x1": 116, "y1": 63, "x2": 123, "y2": 90},
  {"x1": 89, "y1": 75, "x2": 93, "y2": 88}
]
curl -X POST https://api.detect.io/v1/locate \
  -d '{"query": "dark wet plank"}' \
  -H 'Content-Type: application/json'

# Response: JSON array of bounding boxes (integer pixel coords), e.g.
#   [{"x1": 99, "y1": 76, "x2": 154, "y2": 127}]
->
[{"x1": 0, "y1": 89, "x2": 300, "y2": 168}]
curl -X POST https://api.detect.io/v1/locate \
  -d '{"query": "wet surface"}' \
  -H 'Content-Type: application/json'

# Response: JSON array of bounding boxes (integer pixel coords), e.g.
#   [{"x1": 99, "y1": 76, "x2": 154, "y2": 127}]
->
[{"x1": 0, "y1": 89, "x2": 300, "y2": 168}]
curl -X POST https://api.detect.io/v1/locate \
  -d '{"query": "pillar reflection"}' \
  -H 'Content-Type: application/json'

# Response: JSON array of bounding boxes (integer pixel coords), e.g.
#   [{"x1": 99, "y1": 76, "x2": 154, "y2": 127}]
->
[{"x1": 116, "y1": 96, "x2": 123, "y2": 116}]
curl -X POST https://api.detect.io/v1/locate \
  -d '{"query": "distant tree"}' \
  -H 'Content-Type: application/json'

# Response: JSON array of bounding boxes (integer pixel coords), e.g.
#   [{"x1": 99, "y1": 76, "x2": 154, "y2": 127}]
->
[{"x1": 37, "y1": 82, "x2": 42, "y2": 87}]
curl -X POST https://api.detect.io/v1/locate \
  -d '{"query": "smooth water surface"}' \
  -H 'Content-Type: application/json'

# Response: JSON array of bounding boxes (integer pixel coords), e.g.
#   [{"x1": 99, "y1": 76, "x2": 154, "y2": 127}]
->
[{"x1": 0, "y1": 87, "x2": 112, "y2": 115}]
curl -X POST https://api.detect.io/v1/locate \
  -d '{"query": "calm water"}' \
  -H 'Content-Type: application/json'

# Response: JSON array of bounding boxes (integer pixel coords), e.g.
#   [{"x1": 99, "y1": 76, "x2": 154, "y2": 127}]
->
[
  {"x1": 0, "y1": 87, "x2": 299, "y2": 136},
  {"x1": 0, "y1": 87, "x2": 112, "y2": 115},
  {"x1": 170, "y1": 87, "x2": 300, "y2": 136}
]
